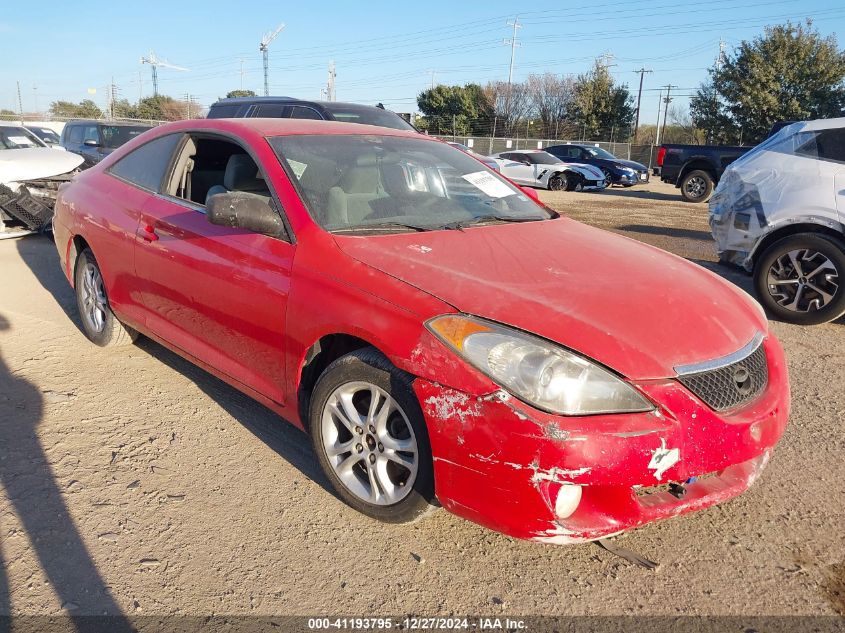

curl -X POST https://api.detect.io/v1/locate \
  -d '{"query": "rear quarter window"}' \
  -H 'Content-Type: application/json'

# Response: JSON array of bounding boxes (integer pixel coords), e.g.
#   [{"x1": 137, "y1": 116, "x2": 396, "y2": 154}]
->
[{"x1": 107, "y1": 133, "x2": 183, "y2": 192}]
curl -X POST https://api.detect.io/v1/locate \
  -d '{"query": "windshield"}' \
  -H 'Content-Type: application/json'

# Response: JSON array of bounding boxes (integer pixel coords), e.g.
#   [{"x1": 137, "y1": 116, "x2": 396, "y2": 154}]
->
[
  {"x1": 321, "y1": 104, "x2": 415, "y2": 131},
  {"x1": 586, "y1": 147, "x2": 617, "y2": 160},
  {"x1": 0, "y1": 126, "x2": 46, "y2": 149},
  {"x1": 270, "y1": 134, "x2": 551, "y2": 233},
  {"x1": 27, "y1": 127, "x2": 61, "y2": 144},
  {"x1": 100, "y1": 125, "x2": 150, "y2": 149},
  {"x1": 527, "y1": 152, "x2": 562, "y2": 165}
]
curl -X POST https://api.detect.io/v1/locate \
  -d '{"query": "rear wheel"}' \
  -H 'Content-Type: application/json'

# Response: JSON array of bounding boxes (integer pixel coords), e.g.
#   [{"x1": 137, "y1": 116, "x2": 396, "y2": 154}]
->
[
  {"x1": 680, "y1": 169, "x2": 714, "y2": 203},
  {"x1": 74, "y1": 249, "x2": 137, "y2": 347},
  {"x1": 309, "y1": 348, "x2": 435, "y2": 523},
  {"x1": 753, "y1": 233, "x2": 845, "y2": 325}
]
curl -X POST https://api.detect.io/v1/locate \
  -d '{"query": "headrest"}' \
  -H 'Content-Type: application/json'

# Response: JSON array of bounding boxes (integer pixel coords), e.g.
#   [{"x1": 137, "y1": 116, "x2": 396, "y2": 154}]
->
[
  {"x1": 341, "y1": 166, "x2": 380, "y2": 193},
  {"x1": 298, "y1": 155, "x2": 341, "y2": 193},
  {"x1": 224, "y1": 154, "x2": 266, "y2": 193}
]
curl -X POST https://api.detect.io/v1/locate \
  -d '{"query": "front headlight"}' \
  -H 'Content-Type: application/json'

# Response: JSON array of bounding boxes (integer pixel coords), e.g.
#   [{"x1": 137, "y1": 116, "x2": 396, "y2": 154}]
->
[{"x1": 426, "y1": 315, "x2": 654, "y2": 416}]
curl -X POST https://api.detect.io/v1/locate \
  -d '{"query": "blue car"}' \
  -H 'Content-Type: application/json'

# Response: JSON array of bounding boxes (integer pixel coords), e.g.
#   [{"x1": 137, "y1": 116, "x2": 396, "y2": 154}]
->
[{"x1": 545, "y1": 144, "x2": 649, "y2": 187}]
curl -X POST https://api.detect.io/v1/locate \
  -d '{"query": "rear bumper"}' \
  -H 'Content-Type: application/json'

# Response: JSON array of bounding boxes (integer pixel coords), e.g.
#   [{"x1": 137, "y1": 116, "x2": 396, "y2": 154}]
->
[{"x1": 414, "y1": 335, "x2": 789, "y2": 543}]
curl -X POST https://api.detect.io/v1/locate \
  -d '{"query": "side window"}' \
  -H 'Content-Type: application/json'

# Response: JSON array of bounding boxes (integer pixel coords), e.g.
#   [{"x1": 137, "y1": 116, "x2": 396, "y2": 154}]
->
[
  {"x1": 289, "y1": 106, "x2": 323, "y2": 120},
  {"x1": 68, "y1": 125, "x2": 83, "y2": 144},
  {"x1": 82, "y1": 125, "x2": 99, "y2": 144},
  {"x1": 815, "y1": 128, "x2": 845, "y2": 163},
  {"x1": 108, "y1": 133, "x2": 182, "y2": 192},
  {"x1": 512, "y1": 153, "x2": 528, "y2": 164},
  {"x1": 253, "y1": 104, "x2": 286, "y2": 118}
]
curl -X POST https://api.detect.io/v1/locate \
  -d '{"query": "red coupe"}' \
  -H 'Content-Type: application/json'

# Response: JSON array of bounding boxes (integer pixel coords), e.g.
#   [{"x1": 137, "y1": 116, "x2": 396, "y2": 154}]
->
[{"x1": 52, "y1": 119, "x2": 789, "y2": 543}]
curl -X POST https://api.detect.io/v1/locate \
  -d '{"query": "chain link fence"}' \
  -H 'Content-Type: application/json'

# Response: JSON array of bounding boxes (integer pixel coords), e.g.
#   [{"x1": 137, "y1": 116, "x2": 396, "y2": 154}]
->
[{"x1": 433, "y1": 135, "x2": 661, "y2": 170}]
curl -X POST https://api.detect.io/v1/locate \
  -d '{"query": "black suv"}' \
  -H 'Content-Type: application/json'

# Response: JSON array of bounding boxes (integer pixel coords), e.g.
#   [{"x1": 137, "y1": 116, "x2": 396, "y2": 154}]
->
[
  {"x1": 61, "y1": 120, "x2": 153, "y2": 167},
  {"x1": 206, "y1": 97, "x2": 415, "y2": 131}
]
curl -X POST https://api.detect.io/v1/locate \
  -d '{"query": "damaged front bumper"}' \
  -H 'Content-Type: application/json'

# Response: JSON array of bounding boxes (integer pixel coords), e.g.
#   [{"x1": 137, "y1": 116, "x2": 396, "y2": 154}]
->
[
  {"x1": 414, "y1": 336, "x2": 789, "y2": 544},
  {"x1": 0, "y1": 174, "x2": 73, "y2": 234}
]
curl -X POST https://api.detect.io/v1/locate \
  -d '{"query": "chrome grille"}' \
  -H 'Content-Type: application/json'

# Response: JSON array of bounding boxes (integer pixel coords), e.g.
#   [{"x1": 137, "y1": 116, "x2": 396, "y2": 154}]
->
[{"x1": 677, "y1": 339, "x2": 768, "y2": 411}]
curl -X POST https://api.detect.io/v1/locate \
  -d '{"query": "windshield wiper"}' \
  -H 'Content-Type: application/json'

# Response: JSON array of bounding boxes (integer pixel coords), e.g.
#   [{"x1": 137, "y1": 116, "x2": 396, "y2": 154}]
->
[
  {"x1": 439, "y1": 214, "x2": 550, "y2": 230},
  {"x1": 332, "y1": 221, "x2": 433, "y2": 233}
]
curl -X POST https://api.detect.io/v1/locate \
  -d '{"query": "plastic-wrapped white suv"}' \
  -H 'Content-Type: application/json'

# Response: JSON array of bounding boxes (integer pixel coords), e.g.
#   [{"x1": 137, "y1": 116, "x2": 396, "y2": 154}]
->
[{"x1": 709, "y1": 118, "x2": 845, "y2": 325}]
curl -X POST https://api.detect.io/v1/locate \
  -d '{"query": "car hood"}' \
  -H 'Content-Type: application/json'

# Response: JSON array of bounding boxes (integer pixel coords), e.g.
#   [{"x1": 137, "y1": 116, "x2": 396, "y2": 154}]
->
[
  {"x1": 335, "y1": 218, "x2": 764, "y2": 380},
  {"x1": 595, "y1": 158, "x2": 647, "y2": 171},
  {"x1": 0, "y1": 148, "x2": 83, "y2": 183},
  {"x1": 558, "y1": 162, "x2": 604, "y2": 179}
]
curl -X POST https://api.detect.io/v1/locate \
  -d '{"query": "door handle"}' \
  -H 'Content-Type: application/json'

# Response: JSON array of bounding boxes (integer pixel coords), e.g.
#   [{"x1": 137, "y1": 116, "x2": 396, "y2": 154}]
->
[{"x1": 140, "y1": 223, "x2": 159, "y2": 242}]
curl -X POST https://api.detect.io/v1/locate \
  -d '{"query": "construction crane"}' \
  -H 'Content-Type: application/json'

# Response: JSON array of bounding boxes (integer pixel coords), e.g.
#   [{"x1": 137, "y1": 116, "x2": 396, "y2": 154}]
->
[
  {"x1": 259, "y1": 23, "x2": 285, "y2": 97},
  {"x1": 140, "y1": 51, "x2": 189, "y2": 96}
]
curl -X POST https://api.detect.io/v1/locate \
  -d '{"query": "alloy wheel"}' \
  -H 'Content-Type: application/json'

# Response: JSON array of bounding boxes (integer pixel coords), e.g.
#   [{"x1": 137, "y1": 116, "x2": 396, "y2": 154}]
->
[
  {"x1": 80, "y1": 263, "x2": 107, "y2": 333},
  {"x1": 684, "y1": 175, "x2": 707, "y2": 199},
  {"x1": 766, "y1": 248, "x2": 839, "y2": 313},
  {"x1": 321, "y1": 381, "x2": 419, "y2": 506}
]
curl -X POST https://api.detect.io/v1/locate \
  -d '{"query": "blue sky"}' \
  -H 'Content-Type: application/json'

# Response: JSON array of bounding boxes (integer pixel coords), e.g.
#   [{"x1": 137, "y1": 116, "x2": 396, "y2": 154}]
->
[{"x1": 2, "y1": 0, "x2": 844, "y2": 125}]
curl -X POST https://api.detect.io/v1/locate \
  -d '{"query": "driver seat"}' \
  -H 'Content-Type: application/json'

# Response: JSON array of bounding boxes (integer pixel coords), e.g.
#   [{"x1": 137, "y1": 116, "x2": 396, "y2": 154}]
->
[{"x1": 206, "y1": 154, "x2": 270, "y2": 205}]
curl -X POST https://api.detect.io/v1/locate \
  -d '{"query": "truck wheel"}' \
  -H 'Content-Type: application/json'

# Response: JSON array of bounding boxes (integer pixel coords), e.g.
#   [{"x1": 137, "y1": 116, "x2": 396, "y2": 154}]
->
[
  {"x1": 680, "y1": 170, "x2": 714, "y2": 203},
  {"x1": 753, "y1": 233, "x2": 845, "y2": 325}
]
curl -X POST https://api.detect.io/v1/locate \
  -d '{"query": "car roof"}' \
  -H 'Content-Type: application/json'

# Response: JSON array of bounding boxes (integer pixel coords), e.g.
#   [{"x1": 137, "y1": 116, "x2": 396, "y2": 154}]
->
[
  {"x1": 65, "y1": 119, "x2": 153, "y2": 127},
  {"x1": 147, "y1": 117, "x2": 424, "y2": 139},
  {"x1": 210, "y1": 97, "x2": 388, "y2": 111}
]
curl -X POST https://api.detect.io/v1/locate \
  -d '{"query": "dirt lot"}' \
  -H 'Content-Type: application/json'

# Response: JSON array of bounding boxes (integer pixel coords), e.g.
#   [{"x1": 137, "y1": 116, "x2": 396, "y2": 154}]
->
[{"x1": 0, "y1": 180, "x2": 843, "y2": 621}]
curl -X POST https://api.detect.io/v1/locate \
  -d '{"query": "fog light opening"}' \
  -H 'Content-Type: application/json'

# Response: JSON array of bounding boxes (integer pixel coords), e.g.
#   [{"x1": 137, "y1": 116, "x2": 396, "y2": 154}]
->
[{"x1": 554, "y1": 484, "x2": 582, "y2": 519}]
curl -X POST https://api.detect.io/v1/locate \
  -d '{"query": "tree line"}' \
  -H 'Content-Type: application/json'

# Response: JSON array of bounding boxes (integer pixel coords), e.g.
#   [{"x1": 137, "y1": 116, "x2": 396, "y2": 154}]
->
[
  {"x1": 416, "y1": 60, "x2": 635, "y2": 141},
  {"x1": 420, "y1": 21, "x2": 845, "y2": 147}
]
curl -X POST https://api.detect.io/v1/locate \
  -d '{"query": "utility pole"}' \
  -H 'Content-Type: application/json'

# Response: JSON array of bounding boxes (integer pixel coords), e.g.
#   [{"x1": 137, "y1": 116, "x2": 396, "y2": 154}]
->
[
  {"x1": 326, "y1": 61, "x2": 336, "y2": 101},
  {"x1": 632, "y1": 67, "x2": 653, "y2": 140},
  {"x1": 503, "y1": 16, "x2": 522, "y2": 133},
  {"x1": 428, "y1": 69, "x2": 436, "y2": 90},
  {"x1": 184, "y1": 93, "x2": 191, "y2": 119},
  {"x1": 138, "y1": 70, "x2": 143, "y2": 101},
  {"x1": 239, "y1": 58, "x2": 245, "y2": 90},
  {"x1": 660, "y1": 84, "x2": 675, "y2": 144},
  {"x1": 16, "y1": 81, "x2": 23, "y2": 123},
  {"x1": 654, "y1": 88, "x2": 663, "y2": 146},
  {"x1": 32, "y1": 84, "x2": 38, "y2": 116},
  {"x1": 259, "y1": 23, "x2": 285, "y2": 97}
]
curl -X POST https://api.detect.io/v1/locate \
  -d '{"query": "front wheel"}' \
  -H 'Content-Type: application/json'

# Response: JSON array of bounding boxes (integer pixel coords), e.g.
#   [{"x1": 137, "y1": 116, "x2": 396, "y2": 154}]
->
[
  {"x1": 309, "y1": 348, "x2": 435, "y2": 523},
  {"x1": 680, "y1": 169, "x2": 714, "y2": 203},
  {"x1": 753, "y1": 233, "x2": 845, "y2": 325},
  {"x1": 601, "y1": 169, "x2": 613, "y2": 188},
  {"x1": 74, "y1": 248, "x2": 138, "y2": 347},
  {"x1": 548, "y1": 172, "x2": 568, "y2": 191}
]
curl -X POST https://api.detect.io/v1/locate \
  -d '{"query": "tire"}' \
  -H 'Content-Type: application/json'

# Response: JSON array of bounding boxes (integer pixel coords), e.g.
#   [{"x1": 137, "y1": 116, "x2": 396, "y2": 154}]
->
[
  {"x1": 601, "y1": 169, "x2": 613, "y2": 188},
  {"x1": 680, "y1": 169, "x2": 715, "y2": 203},
  {"x1": 74, "y1": 248, "x2": 138, "y2": 347},
  {"x1": 308, "y1": 348, "x2": 435, "y2": 523},
  {"x1": 753, "y1": 233, "x2": 845, "y2": 325},
  {"x1": 548, "y1": 172, "x2": 568, "y2": 191}
]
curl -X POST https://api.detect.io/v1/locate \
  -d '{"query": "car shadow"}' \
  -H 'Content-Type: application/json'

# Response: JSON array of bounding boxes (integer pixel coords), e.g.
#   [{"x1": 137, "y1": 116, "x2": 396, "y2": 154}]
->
[
  {"x1": 0, "y1": 312, "x2": 134, "y2": 630},
  {"x1": 617, "y1": 224, "x2": 712, "y2": 241},
  {"x1": 597, "y1": 187, "x2": 682, "y2": 202},
  {"x1": 14, "y1": 237, "x2": 331, "y2": 494},
  {"x1": 15, "y1": 234, "x2": 84, "y2": 335},
  {"x1": 131, "y1": 337, "x2": 331, "y2": 493}
]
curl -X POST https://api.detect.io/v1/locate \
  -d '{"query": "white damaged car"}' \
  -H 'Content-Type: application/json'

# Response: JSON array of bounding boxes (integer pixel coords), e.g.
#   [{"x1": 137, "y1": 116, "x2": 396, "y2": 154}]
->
[
  {"x1": 0, "y1": 124, "x2": 84, "y2": 236},
  {"x1": 488, "y1": 150, "x2": 606, "y2": 191},
  {"x1": 709, "y1": 117, "x2": 845, "y2": 325}
]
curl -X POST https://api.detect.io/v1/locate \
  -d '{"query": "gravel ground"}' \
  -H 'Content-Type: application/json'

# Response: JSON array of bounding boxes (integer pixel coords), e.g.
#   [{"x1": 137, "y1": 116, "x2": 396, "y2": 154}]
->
[{"x1": 0, "y1": 179, "x2": 843, "y2": 621}]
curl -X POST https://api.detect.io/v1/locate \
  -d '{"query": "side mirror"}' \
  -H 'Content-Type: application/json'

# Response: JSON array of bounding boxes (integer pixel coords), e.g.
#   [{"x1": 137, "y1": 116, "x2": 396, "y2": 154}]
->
[
  {"x1": 520, "y1": 186, "x2": 540, "y2": 201},
  {"x1": 207, "y1": 191, "x2": 285, "y2": 238},
  {"x1": 83, "y1": 139, "x2": 100, "y2": 147}
]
